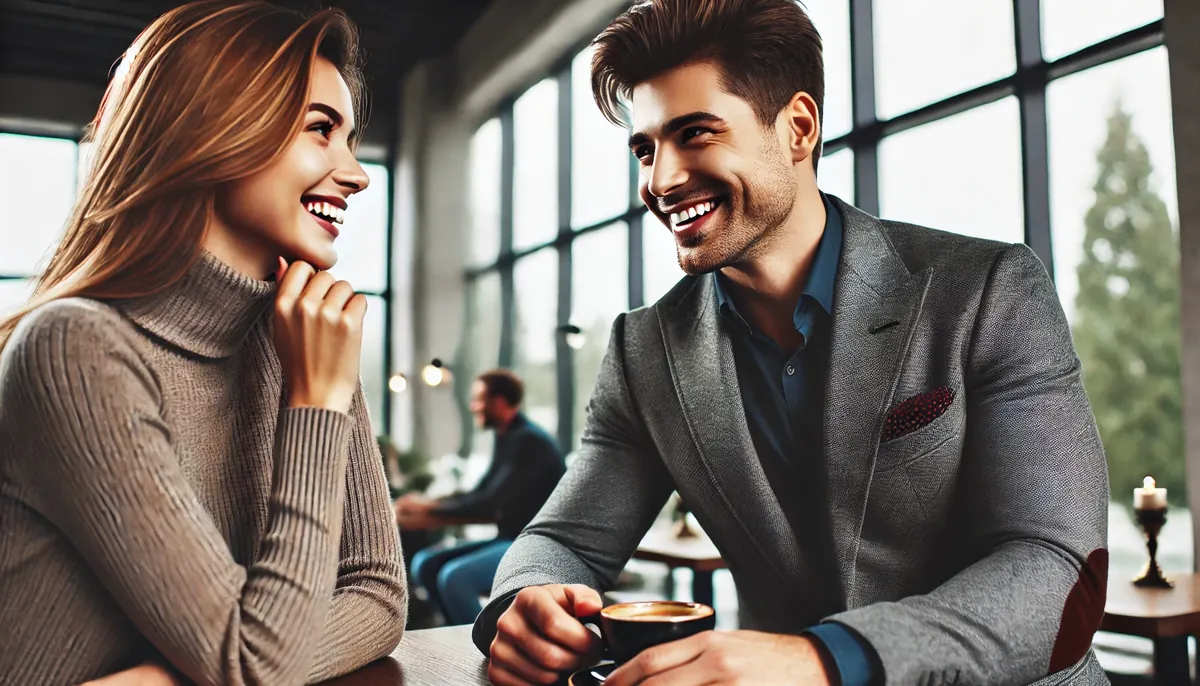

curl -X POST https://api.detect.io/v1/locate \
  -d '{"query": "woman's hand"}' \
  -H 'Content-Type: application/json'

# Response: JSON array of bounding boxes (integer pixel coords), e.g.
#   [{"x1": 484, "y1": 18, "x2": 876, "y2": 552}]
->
[
  {"x1": 80, "y1": 663, "x2": 183, "y2": 686},
  {"x1": 273, "y1": 258, "x2": 367, "y2": 414}
]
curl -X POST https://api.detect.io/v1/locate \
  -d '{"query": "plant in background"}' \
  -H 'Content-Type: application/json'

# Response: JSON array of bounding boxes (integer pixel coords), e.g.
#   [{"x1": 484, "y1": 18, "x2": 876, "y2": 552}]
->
[{"x1": 377, "y1": 435, "x2": 434, "y2": 500}]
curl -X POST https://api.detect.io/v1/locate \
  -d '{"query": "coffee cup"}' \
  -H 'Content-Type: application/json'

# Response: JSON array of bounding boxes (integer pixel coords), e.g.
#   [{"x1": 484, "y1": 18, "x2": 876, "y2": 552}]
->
[{"x1": 579, "y1": 601, "x2": 716, "y2": 664}]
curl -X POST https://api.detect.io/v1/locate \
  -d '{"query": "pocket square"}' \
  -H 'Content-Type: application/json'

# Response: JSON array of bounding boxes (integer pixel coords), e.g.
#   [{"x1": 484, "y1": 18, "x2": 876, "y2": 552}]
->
[{"x1": 882, "y1": 386, "x2": 955, "y2": 442}]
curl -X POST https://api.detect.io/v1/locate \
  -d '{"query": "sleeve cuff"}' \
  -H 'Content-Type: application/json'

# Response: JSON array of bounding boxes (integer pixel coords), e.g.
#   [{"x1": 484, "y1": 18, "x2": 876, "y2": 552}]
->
[
  {"x1": 471, "y1": 587, "x2": 523, "y2": 656},
  {"x1": 804, "y1": 621, "x2": 882, "y2": 686}
]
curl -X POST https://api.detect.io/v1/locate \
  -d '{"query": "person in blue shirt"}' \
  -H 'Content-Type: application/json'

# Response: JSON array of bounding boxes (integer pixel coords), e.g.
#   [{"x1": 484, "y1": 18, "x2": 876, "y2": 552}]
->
[
  {"x1": 472, "y1": 0, "x2": 1108, "y2": 685},
  {"x1": 398, "y1": 369, "x2": 566, "y2": 626}
]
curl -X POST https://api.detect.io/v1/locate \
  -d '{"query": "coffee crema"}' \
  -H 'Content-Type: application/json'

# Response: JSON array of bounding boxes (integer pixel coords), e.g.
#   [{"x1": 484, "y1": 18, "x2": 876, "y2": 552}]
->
[{"x1": 601, "y1": 602, "x2": 714, "y2": 622}]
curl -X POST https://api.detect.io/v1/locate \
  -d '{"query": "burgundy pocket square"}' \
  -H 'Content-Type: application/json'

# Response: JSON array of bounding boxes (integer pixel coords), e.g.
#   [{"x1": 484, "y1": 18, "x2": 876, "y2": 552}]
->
[{"x1": 882, "y1": 386, "x2": 955, "y2": 442}]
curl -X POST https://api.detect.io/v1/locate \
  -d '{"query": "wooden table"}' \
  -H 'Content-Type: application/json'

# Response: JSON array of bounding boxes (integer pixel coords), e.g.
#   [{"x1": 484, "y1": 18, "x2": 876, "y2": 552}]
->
[
  {"x1": 319, "y1": 625, "x2": 490, "y2": 686},
  {"x1": 632, "y1": 526, "x2": 727, "y2": 608},
  {"x1": 1102, "y1": 572, "x2": 1200, "y2": 685}
]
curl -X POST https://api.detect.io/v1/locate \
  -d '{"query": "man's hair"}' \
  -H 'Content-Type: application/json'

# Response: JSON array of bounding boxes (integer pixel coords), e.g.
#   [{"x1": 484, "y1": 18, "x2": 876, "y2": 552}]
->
[
  {"x1": 591, "y1": 0, "x2": 825, "y2": 170},
  {"x1": 478, "y1": 369, "x2": 524, "y2": 408}
]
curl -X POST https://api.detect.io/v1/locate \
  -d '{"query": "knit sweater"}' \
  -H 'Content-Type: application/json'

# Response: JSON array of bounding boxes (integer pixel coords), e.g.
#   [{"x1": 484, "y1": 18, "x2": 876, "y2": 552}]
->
[{"x1": 0, "y1": 252, "x2": 407, "y2": 685}]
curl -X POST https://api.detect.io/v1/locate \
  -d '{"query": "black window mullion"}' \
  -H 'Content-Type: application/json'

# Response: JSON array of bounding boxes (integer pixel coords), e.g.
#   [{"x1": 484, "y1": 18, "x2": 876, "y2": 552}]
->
[
  {"x1": 498, "y1": 104, "x2": 516, "y2": 368},
  {"x1": 849, "y1": 0, "x2": 880, "y2": 214},
  {"x1": 1014, "y1": 0, "x2": 1055, "y2": 277},
  {"x1": 556, "y1": 65, "x2": 575, "y2": 451}
]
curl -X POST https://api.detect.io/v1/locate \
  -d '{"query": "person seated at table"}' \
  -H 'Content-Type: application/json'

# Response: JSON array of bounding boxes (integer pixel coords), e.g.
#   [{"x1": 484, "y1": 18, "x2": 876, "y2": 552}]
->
[
  {"x1": 0, "y1": 2, "x2": 406, "y2": 685},
  {"x1": 472, "y1": 1, "x2": 1110, "y2": 685},
  {"x1": 396, "y1": 369, "x2": 566, "y2": 626}
]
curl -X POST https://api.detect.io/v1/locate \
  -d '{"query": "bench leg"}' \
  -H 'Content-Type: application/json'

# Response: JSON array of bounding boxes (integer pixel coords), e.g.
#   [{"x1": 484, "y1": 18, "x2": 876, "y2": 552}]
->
[
  {"x1": 1152, "y1": 635, "x2": 1189, "y2": 685},
  {"x1": 692, "y1": 570, "x2": 714, "y2": 609}
]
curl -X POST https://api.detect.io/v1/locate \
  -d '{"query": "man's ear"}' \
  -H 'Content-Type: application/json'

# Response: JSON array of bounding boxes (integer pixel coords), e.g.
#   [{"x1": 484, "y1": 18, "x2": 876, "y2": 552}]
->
[{"x1": 780, "y1": 91, "x2": 820, "y2": 166}]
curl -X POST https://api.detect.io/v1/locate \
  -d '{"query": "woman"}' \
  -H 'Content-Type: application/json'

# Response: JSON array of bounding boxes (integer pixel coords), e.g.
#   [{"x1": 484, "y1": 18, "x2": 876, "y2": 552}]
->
[{"x1": 0, "y1": 2, "x2": 406, "y2": 684}]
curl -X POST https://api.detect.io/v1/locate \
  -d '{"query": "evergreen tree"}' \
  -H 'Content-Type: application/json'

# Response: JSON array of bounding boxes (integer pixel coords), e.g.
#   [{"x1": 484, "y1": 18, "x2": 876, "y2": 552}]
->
[{"x1": 1071, "y1": 100, "x2": 1183, "y2": 505}]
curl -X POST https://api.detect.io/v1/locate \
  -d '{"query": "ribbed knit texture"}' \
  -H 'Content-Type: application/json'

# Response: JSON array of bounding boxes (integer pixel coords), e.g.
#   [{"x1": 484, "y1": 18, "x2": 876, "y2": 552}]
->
[{"x1": 0, "y1": 252, "x2": 406, "y2": 685}]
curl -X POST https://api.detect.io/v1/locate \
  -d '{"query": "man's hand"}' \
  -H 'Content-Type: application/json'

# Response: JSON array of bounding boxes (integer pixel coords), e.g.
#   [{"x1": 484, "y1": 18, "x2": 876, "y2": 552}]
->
[
  {"x1": 605, "y1": 630, "x2": 832, "y2": 686},
  {"x1": 395, "y1": 492, "x2": 436, "y2": 514},
  {"x1": 80, "y1": 663, "x2": 182, "y2": 686},
  {"x1": 487, "y1": 585, "x2": 604, "y2": 686}
]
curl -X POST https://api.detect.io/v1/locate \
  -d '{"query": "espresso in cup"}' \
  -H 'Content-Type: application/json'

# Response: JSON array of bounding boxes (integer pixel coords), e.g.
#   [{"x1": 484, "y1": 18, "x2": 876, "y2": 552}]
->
[{"x1": 581, "y1": 601, "x2": 715, "y2": 663}]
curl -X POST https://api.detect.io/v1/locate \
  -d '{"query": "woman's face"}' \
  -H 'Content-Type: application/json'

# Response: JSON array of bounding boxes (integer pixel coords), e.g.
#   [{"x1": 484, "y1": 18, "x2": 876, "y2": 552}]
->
[{"x1": 210, "y1": 57, "x2": 369, "y2": 277}]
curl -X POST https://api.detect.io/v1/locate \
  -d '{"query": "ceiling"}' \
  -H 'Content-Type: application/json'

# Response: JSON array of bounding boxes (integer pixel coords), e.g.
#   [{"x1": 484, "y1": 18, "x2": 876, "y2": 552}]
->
[{"x1": 0, "y1": 0, "x2": 494, "y2": 103}]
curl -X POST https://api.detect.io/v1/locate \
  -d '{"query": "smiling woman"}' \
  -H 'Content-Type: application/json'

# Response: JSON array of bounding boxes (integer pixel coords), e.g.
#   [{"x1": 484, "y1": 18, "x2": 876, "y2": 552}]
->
[{"x1": 0, "y1": 2, "x2": 405, "y2": 686}]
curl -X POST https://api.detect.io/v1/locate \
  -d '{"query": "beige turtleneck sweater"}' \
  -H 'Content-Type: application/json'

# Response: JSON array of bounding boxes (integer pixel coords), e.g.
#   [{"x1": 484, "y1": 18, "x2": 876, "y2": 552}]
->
[{"x1": 0, "y1": 253, "x2": 407, "y2": 686}]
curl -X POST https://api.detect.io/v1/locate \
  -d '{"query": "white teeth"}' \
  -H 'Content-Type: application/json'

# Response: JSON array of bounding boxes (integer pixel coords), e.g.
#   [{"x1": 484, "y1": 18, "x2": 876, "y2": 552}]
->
[
  {"x1": 697, "y1": 204, "x2": 708, "y2": 215},
  {"x1": 687, "y1": 207, "x2": 697, "y2": 218},
  {"x1": 670, "y1": 212, "x2": 680, "y2": 225},
  {"x1": 335, "y1": 207, "x2": 345, "y2": 223}
]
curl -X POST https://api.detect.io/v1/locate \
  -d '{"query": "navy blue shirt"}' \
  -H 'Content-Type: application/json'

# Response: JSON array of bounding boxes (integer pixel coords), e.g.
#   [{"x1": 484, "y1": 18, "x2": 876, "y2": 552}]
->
[{"x1": 714, "y1": 195, "x2": 879, "y2": 686}]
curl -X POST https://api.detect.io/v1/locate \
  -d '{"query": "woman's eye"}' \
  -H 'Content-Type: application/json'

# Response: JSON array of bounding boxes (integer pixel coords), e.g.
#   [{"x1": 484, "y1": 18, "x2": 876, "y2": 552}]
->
[{"x1": 309, "y1": 120, "x2": 334, "y2": 138}]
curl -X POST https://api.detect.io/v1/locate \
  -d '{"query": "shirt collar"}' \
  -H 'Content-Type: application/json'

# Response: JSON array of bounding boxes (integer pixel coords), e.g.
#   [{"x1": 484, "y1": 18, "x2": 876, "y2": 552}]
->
[{"x1": 714, "y1": 193, "x2": 843, "y2": 334}]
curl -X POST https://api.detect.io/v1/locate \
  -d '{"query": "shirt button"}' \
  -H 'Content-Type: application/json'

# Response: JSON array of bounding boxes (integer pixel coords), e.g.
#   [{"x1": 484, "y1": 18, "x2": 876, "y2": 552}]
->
[{"x1": 786, "y1": 365, "x2": 796, "y2": 376}]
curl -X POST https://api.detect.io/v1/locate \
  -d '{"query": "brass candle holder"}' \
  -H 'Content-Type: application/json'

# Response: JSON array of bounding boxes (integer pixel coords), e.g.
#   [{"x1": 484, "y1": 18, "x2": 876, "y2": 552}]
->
[{"x1": 1132, "y1": 507, "x2": 1173, "y2": 589}]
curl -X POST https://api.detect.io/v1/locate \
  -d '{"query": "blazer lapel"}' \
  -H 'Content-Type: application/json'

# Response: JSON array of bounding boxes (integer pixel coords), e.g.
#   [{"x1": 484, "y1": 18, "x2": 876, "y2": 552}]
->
[
  {"x1": 660, "y1": 280, "x2": 801, "y2": 582},
  {"x1": 823, "y1": 198, "x2": 932, "y2": 606}
]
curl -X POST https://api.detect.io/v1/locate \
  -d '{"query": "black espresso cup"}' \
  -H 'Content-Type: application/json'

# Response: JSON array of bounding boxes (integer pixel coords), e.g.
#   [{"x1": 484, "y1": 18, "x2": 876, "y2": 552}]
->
[{"x1": 579, "y1": 601, "x2": 716, "y2": 664}]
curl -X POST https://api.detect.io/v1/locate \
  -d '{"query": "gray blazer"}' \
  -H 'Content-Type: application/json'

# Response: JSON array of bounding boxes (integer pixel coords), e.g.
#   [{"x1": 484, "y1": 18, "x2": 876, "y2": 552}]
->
[{"x1": 479, "y1": 197, "x2": 1110, "y2": 685}]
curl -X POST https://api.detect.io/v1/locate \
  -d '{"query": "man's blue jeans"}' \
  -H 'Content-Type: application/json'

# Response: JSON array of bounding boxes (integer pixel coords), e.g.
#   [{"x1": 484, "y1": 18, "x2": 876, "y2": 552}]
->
[{"x1": 410, "y1": 538, "x2": 513, "y2": 626}]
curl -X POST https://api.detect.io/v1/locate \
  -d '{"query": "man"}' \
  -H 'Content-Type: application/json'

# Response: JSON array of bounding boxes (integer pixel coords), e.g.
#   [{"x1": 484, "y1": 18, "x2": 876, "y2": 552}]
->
[
  {"x1": 473, "y1": 1, "x2": 1109, "y2": 684},
  {"x1": 397, "y1": 369, "x2": 565, "y2": 626}
]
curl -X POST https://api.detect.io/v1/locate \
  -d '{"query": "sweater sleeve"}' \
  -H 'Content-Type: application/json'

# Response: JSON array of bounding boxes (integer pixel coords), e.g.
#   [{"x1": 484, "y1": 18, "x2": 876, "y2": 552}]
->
[
  {"x1": 4, "y1": 304, "x2": 352, "y2": 686},
  {"x1": 305, "y1": 384, "x2": 407, "y2": 683}
]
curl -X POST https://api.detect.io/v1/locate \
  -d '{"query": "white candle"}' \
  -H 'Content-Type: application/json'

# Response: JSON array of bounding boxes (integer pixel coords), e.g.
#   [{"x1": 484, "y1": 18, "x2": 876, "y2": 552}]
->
[{"x1": 1134, "y1": 475, "x2": 1168, "y2": 510}]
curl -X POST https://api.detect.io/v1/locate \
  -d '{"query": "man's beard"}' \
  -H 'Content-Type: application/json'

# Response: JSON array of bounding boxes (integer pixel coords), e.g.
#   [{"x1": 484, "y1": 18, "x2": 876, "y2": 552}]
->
[{"x1": 675, "y1": 140, "x2": 796, "y2": 275}]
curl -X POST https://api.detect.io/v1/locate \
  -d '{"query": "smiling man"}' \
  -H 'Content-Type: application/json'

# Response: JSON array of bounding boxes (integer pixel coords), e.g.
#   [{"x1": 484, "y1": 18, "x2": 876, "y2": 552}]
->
[{"x1": 472, "y1": 1, "x2": 1110, "y2": 684}]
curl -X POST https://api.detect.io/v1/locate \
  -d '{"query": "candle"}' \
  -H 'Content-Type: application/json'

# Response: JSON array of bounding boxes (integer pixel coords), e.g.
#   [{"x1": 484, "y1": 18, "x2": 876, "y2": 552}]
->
[{"x1": 1134, "y1": 475, "x2": 1168, "y2": 510}]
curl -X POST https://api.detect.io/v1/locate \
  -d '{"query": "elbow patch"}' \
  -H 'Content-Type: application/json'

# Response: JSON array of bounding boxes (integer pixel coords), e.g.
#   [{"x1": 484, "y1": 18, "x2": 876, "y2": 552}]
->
[{"x1": 1048, "y1": 548, "x2": 1108, "y2": 674}]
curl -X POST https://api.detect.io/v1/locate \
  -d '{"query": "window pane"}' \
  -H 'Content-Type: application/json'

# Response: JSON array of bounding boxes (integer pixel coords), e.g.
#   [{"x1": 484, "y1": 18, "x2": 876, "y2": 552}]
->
[
  {"x1": 512, "y1": 248, "x2": 559, "y2": 433},
  {"x1": 0, "y1": 279, "x2": 35, "y2": 318},
  {"x1": 879, "y1": 97, "x2": 1024, "y2": 243},
  {"x1": 0, "y1": 134, "x2": 76, "y2": 277},
  {"x1": 571, "y1": 223, "x2": 628, "y2": 448},
  {"x1": 1046, "y1": 48, "x2": 1186, "y2": 586},
  {"x1": 469, "y1": 118, "x2": 502, "y2": 266},
  {"x1": 642, "y1": 213, "x2": 686, "y2": 305},
  {"x1": 330, "y1": 162, "x2": 387, "y2": 293},
  {"x1": 805, "y1": 0, "x2": 851, "y2": 140},
  {"x1": 818, "y1": 148, "x2": 854, "y2": 207},
  {"x1": 465, "y1": 272, "x2": 502, "y2": 379},
  {"x1": 1041, "y1": 0, "x2": 1162, "y2": 63},
  {"x1": 874, "y1": 0, "x2": 1016, "y2": 119},
  {"x1": 359, "y1": 294, "x2": 387, "y2": 433},
  {"x1": 573, "y1": 46, "x2": 630, "y2": 228},
  {"x1": 513, "y1": 79, "x2": 559, "y2": 251}
]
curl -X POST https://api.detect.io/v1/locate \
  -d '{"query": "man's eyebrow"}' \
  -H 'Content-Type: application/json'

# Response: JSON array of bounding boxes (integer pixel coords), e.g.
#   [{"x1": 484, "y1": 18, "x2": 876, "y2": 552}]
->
[
  {"x1": 309, "y1": 102, "x2": 357, "y2": 143},
  {"x1": 627, "y1": 111, "x2": 726, "y2": 149}
]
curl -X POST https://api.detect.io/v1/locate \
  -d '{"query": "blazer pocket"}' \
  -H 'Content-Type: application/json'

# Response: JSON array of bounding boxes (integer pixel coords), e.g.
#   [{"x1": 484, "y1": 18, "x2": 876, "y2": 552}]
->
[{"x1": 874, "y1": 398, "x2": 963, "y2": 473}]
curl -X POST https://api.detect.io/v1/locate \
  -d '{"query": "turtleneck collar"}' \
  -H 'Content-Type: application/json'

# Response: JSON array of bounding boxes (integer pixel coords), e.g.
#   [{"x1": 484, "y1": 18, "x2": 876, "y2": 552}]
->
[{"x1": 116, "y1": 251, "x2": 276, "y2": 358}]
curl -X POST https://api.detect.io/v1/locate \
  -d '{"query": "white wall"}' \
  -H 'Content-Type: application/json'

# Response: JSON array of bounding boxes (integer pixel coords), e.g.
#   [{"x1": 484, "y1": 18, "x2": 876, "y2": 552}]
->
[{"x1": 398, "y1": 0, "x2": 630, "y2": 459}]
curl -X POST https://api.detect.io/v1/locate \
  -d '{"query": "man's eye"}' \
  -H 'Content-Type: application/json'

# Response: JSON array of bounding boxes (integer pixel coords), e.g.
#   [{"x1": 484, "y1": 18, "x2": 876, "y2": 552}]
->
[
  {"x1": 681, "y1": 127, "x2": 710, "y2": 142},
  {"x1": 634, "y1": 145, "x2": 653, "y2": 160}
]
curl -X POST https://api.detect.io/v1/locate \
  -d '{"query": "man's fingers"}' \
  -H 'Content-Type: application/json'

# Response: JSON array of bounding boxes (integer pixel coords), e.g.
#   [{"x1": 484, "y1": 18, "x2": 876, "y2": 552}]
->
[
  {"x1": 496, "y1": 607, "x2": 590, "y2": 672},
  {"x1": 520, "y1": 589, "x2": 598, "y2": 655},
  {"x1": 605, "y1": 631, "x2": 712, "y2": 686},
  {"x1": 562, "y1": 584, "x2": 604, "y2": 617},
  {"x1": 489, "y1": 639, "x2": 561, "y2": 684},
  {"x1": 486, "y1": 662, "x2": 534, "y2": 686}
]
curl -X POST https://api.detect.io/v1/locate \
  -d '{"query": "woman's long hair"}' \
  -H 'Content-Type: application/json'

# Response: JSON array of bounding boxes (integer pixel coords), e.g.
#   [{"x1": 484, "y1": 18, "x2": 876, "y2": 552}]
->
[{"x1": 0, "y1": 0, "x2": 366, "y2": 349}]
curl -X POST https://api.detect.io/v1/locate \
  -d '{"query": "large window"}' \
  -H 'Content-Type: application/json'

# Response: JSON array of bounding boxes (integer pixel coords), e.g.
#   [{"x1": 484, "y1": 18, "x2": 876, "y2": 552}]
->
[{"x1": 0, "y1": 132, "x2": 398, "y2": 435}]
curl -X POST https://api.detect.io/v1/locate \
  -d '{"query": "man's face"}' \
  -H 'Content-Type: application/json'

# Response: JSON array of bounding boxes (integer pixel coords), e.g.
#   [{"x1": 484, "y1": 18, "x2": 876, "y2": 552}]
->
[
  {"x1": 630, "y1": 61, "x2": 799, "y2": 275},
  {"x1": 468, "y1": 380, "x2": 502, "y2": 429}
]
